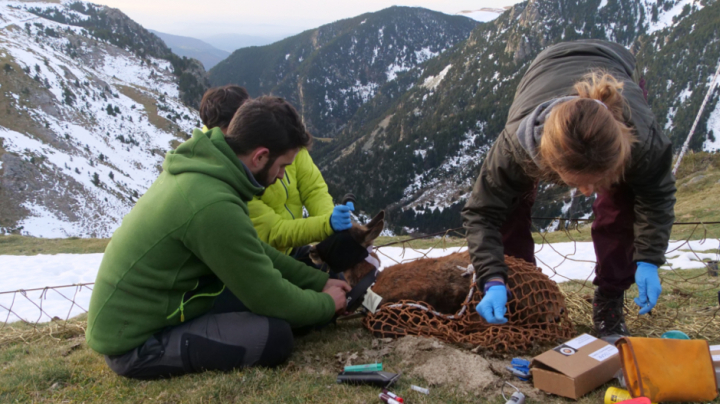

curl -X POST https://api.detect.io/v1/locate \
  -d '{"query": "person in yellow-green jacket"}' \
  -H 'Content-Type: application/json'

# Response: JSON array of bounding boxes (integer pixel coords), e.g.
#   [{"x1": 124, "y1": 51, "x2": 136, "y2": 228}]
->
[{"x1": 199, "y1": 85, "x2": 354, "y2": 260}]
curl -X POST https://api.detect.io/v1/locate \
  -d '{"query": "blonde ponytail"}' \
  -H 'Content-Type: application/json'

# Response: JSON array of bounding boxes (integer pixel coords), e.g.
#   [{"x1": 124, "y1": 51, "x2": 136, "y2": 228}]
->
[{"x1": 539, "y1": 71, "x2": 637, "y2": 187}]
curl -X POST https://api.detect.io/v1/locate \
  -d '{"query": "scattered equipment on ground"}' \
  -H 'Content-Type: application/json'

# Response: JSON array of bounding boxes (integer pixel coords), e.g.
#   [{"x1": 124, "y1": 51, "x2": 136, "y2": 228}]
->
[
  {"x1": 336, "y1": 370, "x2": 400, "y2": 387},
  {"x1": 506, "y1": 358, "x2": 531, "y2": 381},
  {"x1": 616, "y1": 337, "x2": 718, "y2": 402},
  {"x1": 378, "y1": 391, "x2": 403, "y2": 404},
  {"x1": 410, "y1": 384, "x2": 429, "y2": 395},
  {"x1": 660, "y1": 330, "x2": 689, "y2": 339},
  {"x1": 531, "y1": 334, "x2": 621, "y2": 399},
  {"x1": 381, "y1": 389, "x2": 403, "y2": 402},
  {"x1": 604, "y1": 387, "x2": 655, "y2": 404},
  {"x1": 501, "y1": 382, "x2": 525, "y2": 404},
  {"x1": 344, "y1": 363, "x2": 382, "y2": 372}
]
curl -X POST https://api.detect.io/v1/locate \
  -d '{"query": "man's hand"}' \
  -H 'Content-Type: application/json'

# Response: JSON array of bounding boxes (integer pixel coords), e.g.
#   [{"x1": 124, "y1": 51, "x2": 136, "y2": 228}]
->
[
  {"x1": 634, "y1": 261, "x2": 662, "y2": 315},
  {"x1": 324, "y1": 286, "x2": 348, "y2": 313},
  {"x1": 323, "y1": 279, "x2": 351, "y2": 293}
]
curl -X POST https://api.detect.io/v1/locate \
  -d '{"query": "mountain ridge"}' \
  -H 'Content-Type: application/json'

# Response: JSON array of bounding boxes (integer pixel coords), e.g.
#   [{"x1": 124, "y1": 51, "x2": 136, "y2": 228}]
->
[
  {"x1": 209, "y1": 6, "x2": 479, "y2": 138},
  {"x1": 148, "y1": 30, "x2": 229, "y2": 70},
  {"x1": 2, "y1": 0, "x2": 720, "y2": 238},
  {"x1": 312, "y1": 0, "x2": 720, "y2": 234}
]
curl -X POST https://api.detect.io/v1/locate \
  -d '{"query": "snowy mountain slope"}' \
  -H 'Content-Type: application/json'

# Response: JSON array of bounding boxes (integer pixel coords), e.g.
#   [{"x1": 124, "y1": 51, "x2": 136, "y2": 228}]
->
[
  {"x1": 0, "y1": 1, "x2": 199, "y2": 237},
  {"x1": 635, "y1": 0, "x2": 720, "y2": 152},
  {"x1": 209, "y1": 7, "x2": 479, "y2": 138},
  {"x1": 314, "y1": 0, "x2": 719, "y2": 234}
]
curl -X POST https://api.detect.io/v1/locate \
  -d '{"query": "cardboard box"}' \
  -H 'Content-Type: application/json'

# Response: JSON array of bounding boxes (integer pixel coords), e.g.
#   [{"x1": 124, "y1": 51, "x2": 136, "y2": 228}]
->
[
  {"x1": 712, "y1": 345, "x2": 720, "y2": 385},
  {"x1": 531, "y1": 334, "x2": 621, "y2": 399},
  {"x1": 711, "y1": 344, "x2": 720, "y2": 367}
]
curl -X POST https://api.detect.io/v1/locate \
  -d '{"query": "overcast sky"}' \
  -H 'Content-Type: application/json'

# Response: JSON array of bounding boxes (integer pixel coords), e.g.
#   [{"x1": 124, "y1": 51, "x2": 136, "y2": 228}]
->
[{"x1": 92, "y1": 0, "x2": 521, "y2": 38}]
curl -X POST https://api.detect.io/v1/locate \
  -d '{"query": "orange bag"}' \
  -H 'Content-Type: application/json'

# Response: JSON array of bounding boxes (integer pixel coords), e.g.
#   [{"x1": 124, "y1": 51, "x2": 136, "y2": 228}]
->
[{"x1": 616, "y1": 337, "x2": 718, "y2": 402}]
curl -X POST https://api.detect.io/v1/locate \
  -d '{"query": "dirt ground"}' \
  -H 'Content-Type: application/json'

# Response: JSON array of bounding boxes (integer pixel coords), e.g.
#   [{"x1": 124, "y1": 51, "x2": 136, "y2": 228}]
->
[{"x1": 337, "y1": 334, "x2": 547, "y2": 400}]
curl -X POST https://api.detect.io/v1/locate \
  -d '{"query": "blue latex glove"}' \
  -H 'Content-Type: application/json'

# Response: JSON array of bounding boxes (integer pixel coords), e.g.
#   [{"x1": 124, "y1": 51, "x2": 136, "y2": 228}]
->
[
  {"x1": 634, "y1": 261, "x2": 662, "y2": 315},
  {"x1": 476, "y1": 285, "x2": 508, "y2": 324},
  {"x1": 330, "y1": 202, "x2": 354, "y2": 231}
]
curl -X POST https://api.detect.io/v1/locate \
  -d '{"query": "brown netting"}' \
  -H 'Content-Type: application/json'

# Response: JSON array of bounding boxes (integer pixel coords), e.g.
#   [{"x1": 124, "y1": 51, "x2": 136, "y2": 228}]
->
[{"x1": 363, "y1": 253, "x2": 575, "y2": 352}]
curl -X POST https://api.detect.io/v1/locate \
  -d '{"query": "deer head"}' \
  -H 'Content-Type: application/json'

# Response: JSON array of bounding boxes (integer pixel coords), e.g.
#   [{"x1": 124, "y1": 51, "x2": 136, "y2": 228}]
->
[{"x1": 310, "y1": 210, "x2": 385, "y2": 287}]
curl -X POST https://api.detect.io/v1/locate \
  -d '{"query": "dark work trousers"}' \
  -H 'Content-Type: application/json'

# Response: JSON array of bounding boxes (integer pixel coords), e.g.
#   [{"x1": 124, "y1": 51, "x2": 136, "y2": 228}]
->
[
  {"x1": 500, "y1": 183, "x2": 636, "y2": 295},
  {"x1": 104, "y1": 308, "x2": 294, "y2": 379}
]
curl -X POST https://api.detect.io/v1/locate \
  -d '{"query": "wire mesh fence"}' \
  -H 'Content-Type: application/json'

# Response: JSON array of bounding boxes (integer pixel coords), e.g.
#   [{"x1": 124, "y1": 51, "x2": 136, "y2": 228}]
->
[
  {"x1": 1, "y1": 219, "x2": 719, "y2": 347},
  {"x1": 0, "y1": 283, "x2": 93, "y2": 345},
  {"x1": 372, "y1": 219, "x2": 720, "y2": 345}
]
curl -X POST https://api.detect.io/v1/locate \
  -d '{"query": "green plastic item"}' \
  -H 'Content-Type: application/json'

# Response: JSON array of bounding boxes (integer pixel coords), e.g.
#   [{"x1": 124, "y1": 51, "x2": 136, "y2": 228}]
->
[
  {"x1": 661, "y1": 330, "x2": 690, "y2": 339},
  {"x1": 344, "y1": 363, "x2": 383, "y2": 372}
]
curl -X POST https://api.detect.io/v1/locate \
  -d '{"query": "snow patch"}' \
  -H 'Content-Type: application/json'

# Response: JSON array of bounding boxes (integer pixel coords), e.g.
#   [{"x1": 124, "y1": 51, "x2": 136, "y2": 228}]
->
[
  {"x1": 422, "y1": 64, "x2": 452, "y2": 90},
  {"x1": 403, "y1": 124, "x2": 489, "y2": 212},
  {"x1": 678, "y1": 84, "x2": 693, "y2": 103},
  {"x1": 339, "y1": 80, "x2": 379, "y2": 103},
  {"x1": 3, "y1": 239, "x2": 717, "y2": 322},
  {"x1": 414, "y1": 47, "x2": 438, "y2": 64},
  {"x1": 648, "y1": 0, "x2": 697, "y2": 34},
  {"x1": 703, "y1": 93, "x2": 720, "y2": 152}
]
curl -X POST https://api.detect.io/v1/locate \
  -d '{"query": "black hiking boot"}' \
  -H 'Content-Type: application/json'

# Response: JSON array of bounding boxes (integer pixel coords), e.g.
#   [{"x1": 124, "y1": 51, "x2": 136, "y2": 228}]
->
[{"x1": 592, "y1": 289, "x2": 630, "y2": 343}]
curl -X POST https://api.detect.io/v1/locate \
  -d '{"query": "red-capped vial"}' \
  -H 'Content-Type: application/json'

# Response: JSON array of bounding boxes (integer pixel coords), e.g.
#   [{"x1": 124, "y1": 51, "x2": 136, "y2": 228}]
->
[
  {"x1": 382, "y1": 389, "x2": 404, "y2": 402},
  {"x1": 379, "y1": 392, "x2": 402, "y2": 404}
]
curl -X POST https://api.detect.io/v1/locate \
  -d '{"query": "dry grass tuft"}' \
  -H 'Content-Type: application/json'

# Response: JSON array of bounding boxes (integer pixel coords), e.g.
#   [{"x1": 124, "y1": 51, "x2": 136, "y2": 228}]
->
[{"x1": 0, "y1": 315, "x2": 86, "y2": 347}]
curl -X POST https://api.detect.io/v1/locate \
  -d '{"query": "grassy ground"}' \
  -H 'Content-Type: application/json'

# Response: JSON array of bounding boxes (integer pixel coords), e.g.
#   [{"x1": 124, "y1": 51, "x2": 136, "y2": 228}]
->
[
  {"x1": 2, "y1": 269, "x2": 718, "y2": 403},
  {"x1": 1, "y1": 153, "x2": 720, "y2": 402},
  {"x1": 0, "y1": 234, "x2": 108, "y2": 255}
]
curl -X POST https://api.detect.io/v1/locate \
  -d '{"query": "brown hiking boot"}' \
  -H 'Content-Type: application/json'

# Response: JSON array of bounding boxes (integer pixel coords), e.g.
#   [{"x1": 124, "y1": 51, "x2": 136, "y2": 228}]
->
[{"x1": 592, "y1": 289, "x2": 630, "y2": 343}]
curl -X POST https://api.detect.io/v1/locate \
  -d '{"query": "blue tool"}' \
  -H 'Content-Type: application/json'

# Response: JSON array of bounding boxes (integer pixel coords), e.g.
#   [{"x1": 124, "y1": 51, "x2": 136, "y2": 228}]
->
[{"x1": 505, "y1": 358, "x2": 531, "y2": 381}]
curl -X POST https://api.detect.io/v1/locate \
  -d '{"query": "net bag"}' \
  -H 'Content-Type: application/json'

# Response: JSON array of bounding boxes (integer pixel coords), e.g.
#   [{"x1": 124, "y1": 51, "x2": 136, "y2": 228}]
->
[{"x1": 363, "y1": 253, "x2": 575, "y2": 352}]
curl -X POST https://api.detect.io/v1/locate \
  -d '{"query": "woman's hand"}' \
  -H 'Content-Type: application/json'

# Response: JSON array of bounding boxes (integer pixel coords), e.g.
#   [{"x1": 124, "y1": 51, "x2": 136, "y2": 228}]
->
[{"x1": 634, "y1": 262, "x2": 662, "y2": 315}]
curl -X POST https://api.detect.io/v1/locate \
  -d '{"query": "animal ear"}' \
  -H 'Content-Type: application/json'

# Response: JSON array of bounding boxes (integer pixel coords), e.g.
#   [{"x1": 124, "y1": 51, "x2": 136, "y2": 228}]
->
[
  {"x1": 364, "y1": 210, "x2": 385, "y2": 244},
  {"x1": 308, "y1": 245, "x2": 324, "y2": 265},
  {"x1": 366, "y1": 210, "x2": 385, "y2": 229}
]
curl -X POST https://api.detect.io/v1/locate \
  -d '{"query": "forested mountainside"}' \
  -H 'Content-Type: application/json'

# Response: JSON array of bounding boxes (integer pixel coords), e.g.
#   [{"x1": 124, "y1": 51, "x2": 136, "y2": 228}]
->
[
  {"x1": 208, "y1": 7, "x2": 479, "y2": 139},
  {"x1": 312, "y1": 0, "x2": 720, "y2": 234},
  {"x1": 0, "y1": 1, "x2": 201, "y2": 237},
  {"x1": 2, "y1": 0, "x2": 718, "y2": 238}
]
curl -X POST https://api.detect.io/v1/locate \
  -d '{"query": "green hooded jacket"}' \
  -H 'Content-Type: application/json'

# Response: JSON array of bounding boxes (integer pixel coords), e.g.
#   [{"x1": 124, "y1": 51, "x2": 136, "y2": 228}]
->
[{"x1": 86, "y1": 128, "x2": 336, "y2": 356}]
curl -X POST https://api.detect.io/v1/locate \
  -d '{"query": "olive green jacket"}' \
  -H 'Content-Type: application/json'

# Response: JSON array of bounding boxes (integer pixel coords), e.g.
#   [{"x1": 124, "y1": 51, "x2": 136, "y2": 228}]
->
[{"x1": 462, "y1": 40, "x2": 676, "y2": 285}]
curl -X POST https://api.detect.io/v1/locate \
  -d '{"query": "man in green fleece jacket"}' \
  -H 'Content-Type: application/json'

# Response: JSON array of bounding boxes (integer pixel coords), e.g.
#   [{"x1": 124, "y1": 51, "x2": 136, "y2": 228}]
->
[{"x1": 86, "y1": 96, "x2": 349, "y2": 379}]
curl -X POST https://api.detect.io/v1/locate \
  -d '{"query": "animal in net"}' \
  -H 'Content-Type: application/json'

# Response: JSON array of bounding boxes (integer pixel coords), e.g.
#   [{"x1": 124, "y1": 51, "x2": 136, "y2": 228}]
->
[{"x1": 363, "y1": 252, "x2": 575, "y2": 352}]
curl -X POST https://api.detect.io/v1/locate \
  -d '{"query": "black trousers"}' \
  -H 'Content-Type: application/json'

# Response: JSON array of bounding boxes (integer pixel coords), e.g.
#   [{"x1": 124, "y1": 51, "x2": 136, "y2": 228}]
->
[{"x1": 105, "y1": 307, "x2": 294, "y2": 379}]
